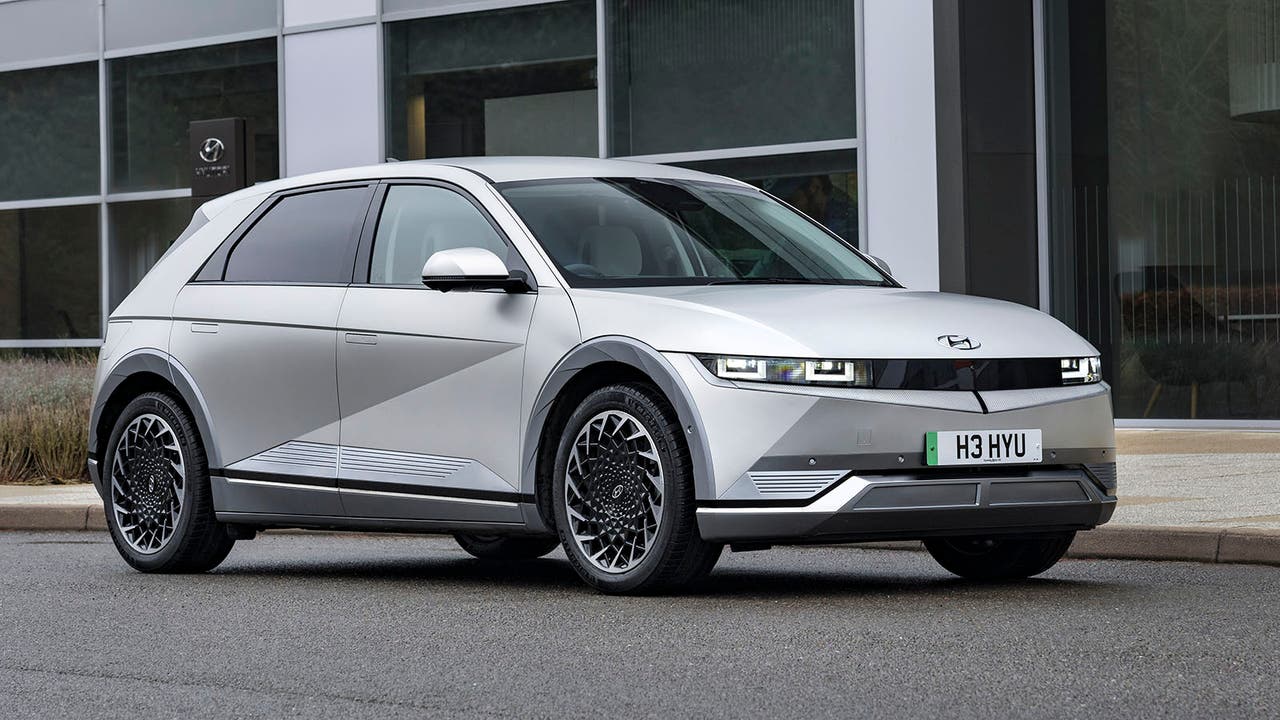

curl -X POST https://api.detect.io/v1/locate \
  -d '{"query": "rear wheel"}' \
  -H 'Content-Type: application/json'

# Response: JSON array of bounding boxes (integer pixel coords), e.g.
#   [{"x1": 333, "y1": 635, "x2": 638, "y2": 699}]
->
[
  {"x1": 453, "y1": 533, "x2": 558, "y2": 560},
  {"x1": 103, "y1": 391, "x2": 234, "y2": 573},
  {"x1": 924, "y1": 532, "x2": 1075, "y2": 581},
  {"x1": 551, "y1": 383, "x2": 722, "y2": 594}
]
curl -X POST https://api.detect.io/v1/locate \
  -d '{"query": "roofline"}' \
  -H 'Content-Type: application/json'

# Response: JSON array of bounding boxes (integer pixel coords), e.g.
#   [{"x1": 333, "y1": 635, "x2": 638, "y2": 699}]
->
[{"x1": 197, "y1": 156, "x2": 751, "y2": 218}]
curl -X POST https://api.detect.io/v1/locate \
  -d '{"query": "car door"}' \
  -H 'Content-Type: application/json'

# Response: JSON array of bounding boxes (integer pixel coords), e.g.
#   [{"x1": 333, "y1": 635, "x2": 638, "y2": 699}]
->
[
  {"x1": 335, "y1": 181, "x2": 537, "y2": 523},
  {"x1": 172, "y1": 182, "x2": 375, "y2": 519}
]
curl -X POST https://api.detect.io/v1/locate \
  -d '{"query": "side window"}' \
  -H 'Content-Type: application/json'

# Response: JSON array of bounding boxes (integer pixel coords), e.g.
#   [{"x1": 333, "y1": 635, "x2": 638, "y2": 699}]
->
[
  {"x1": 222, "y1": 186, "x2": 370, "y2": 283},
  {"x1": 369, "y1": 185, "x2": 510, "y2": 285}
]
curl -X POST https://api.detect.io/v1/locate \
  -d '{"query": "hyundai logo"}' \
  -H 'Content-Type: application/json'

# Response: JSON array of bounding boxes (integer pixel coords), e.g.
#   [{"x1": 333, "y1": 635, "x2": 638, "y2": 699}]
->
[
  {"x1": 937, "y1": 334, "x2": 980, "y2": 350},
  {"x1": 199, "y1": 137, "x2": 225, "y2": 164}
]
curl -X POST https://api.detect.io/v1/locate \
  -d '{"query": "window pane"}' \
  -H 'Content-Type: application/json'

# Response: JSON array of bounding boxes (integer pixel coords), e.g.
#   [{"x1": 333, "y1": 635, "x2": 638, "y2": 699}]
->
[
  {"x1": 499, "y1": 178, "x2": 883, "y2": 288},
  {"x1": 109, "y1": 198, "x2": 194, "y2": 309},
  {"x1": 110, "y1": 39, "x2": 278, "y2": 192},
  {"x1": 0, "y1": 204, "x2": 100, "y2": 339},
  {"x1": 1046, "y1": 0, "x2": 1280, "y2": 420},
  {"x1": 223, "y1": 187, "x2": 370, "y2": 284},
  {"x1": 370, "y1": 186, "x2": 509, "y2": 284},
  {"x1": 607, "y1": 0, "x2": 857, "y2": 156},
  {"x1": 385, "y1": 0, "x2": 597, "y2": 160},
  {"x1": 0, "y1": 62, "x2": 99, "y2": 201},
  {"x1": 678, "y1": 150, "x2": 859, "y2": 245}
]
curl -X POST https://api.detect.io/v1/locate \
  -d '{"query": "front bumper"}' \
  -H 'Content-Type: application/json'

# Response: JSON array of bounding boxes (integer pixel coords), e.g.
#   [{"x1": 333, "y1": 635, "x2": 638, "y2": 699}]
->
[{"x1": 697, "y1": 465, "x2": 1116, "y2": 543}]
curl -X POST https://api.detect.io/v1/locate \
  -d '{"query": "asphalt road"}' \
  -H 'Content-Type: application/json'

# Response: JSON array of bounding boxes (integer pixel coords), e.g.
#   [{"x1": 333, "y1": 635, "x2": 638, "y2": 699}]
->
[{"x1": 1, "y1": 531, "x2": 1276, "y2": 720}]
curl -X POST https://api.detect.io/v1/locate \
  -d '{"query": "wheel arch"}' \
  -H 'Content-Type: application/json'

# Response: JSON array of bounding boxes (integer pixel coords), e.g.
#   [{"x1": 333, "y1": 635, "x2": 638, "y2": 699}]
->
[
  {"x1": 521, "y1": 336, "x2": 714, "y2": 530},
  {"x1": 91, "y1": 350, "x2": 221, "y2": 492}
]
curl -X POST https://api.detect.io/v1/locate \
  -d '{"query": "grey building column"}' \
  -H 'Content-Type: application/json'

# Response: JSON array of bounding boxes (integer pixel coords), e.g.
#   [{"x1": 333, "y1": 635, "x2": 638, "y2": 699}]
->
[{"x1": 932, "y1": 0, "x2": 1040, "y2": 308}]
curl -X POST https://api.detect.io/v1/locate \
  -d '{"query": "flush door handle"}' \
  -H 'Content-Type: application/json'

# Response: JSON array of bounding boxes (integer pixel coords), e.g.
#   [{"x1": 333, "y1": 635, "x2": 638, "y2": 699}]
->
[{"x1": 344, "y1": 332, "x2": 378, "y2": 346}]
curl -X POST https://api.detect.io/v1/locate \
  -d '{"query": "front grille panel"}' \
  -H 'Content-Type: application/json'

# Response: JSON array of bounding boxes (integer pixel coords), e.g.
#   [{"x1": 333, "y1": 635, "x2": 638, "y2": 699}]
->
[{"x1": 869, "y1": 358, "x2": 1064, "y2": 391}]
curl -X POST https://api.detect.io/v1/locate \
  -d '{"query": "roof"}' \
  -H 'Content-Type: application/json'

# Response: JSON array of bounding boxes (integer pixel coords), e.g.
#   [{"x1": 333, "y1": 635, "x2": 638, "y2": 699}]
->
[{"x1": 199, "y1": 156, "x2": 746, "y2": 219}]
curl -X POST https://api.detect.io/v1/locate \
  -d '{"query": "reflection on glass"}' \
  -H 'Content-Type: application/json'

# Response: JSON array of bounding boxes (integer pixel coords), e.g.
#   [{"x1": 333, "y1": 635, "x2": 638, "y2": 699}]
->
[
  {"x1": 607, "y1": 0, "x2": 857, "y2": 156},
  {"x1": 0, "y1": 205, "x2": 100, "y2": 340},
  {"x1": 0, "y1": 62, "x2": 99, "y2": 201},
  {"x1": 110, "y1": 39, "x2": 277, "y2": 192},
  {"x1": 678, "y1": 151, "x2": 859, "y2": 245},
  {"x1": 499, "y1": 178, "x2": 881, "y2": 287},
  {"x1": 108, "y1": 198, "x2": 193, "y2": 310},
  {"x1": 385, "y1": 0, "x2": 597, "y2": 160},
  {"x1": 1047, "y1": 0, "x2": 1280, "y2": 419}
]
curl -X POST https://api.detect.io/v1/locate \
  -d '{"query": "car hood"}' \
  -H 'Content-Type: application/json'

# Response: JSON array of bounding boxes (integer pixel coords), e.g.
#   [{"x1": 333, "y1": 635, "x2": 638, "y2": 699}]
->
[{"x1": 568, "y1": 285, "x2": 1099, "y2": 359}]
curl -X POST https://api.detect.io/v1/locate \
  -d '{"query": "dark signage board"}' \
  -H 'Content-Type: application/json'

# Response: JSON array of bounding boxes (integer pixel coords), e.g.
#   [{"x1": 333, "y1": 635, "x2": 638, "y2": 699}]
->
[{"x1": 189, "y1": 117, "x2": 254, "y2": 205}]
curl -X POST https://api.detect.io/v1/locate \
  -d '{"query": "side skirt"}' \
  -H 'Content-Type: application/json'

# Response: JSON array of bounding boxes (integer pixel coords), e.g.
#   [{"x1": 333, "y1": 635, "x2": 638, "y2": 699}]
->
[
  {"x1": 215, "y1": 510, "x2": 538, "y2": 536},
  {"x1": 210, "y1": 472, "x2": 533, "y2": 527}
]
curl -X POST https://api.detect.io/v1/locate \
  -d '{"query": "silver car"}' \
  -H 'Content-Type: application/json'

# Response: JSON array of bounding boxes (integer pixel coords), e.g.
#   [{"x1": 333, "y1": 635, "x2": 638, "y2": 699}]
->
[{"x1": 88, "y1": 157, "x2": 1116, "y2": 594}]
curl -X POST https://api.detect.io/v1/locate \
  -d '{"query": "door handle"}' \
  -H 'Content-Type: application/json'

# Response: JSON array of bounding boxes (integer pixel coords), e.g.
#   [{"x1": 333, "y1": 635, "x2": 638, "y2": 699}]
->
[
  {"x1": 344, "y1": 332, "x2": 378, "y2": 346},
  {"x1": 190, "y1": 322, "x2": 219, "y2": 334}
]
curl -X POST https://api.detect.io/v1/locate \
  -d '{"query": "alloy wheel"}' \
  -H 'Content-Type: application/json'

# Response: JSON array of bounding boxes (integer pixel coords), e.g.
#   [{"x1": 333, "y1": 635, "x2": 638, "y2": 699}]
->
[
  {"x1": 564, "y1": 410, "x2": 665, "y2": 574},
  {"x1": 109, "y1": 413, "x2": 186, "y2": 554}
]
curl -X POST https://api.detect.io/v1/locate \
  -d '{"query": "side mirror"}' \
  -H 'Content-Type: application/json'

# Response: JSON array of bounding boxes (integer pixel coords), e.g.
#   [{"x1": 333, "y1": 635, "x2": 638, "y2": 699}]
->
[
  {"x1": 421, "y1": 247, "x2": 532, "y2": 293},
  {"x1": 868, "y1": 254, "x2": 893, "y2": 277}
]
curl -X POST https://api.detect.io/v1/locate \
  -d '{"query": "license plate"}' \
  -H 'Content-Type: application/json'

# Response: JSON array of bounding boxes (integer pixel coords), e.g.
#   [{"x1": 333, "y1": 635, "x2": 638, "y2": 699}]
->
[{"x1": 925, "y1": 429, "x2": 1042, "y2": 466}]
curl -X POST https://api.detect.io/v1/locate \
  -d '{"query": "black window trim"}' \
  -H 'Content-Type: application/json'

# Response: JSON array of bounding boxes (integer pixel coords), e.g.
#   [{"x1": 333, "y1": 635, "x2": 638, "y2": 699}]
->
[
  {"x1": 190, "y1": 180, "x2": 378, "y2": 286},
  {"x1": 351, "y1": 178, "x2": 536, "y2": 291}
]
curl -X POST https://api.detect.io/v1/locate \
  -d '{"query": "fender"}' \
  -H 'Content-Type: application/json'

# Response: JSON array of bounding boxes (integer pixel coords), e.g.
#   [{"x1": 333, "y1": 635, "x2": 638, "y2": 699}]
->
[
  {"x1": 89, "y1": 348, "x2": 222, "y2": 477},
  {"x1": 520, "y1": 336, "x2": 716, "y2": 503}
]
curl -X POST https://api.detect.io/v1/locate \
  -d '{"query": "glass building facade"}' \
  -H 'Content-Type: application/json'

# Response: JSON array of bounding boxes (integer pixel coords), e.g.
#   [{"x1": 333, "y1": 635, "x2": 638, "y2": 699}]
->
[
  {"x1": 1045, "y1": 0, "x2": 1280, "y2": 420},
  {"x1": 2, "y1": 0, "x2": 1276, "y2": 424},
  {"x1": 0, "y1": 1, "x2": 279, "y2": 344}
]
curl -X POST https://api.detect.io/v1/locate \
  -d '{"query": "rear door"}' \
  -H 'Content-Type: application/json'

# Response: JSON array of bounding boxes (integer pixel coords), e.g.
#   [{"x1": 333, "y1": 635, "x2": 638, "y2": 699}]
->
[
  {"x1": 172, "y1": 182, "x2": 375, "y2": 519},
  {"x1": 334, "y1": 180, "x2": 536, "y2": 524}
]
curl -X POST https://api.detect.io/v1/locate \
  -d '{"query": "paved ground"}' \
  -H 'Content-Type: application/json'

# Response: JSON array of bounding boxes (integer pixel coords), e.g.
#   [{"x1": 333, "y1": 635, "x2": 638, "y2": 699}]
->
[{"x1": 1, "y1": 531, "x2": 1277, "y2": 719}]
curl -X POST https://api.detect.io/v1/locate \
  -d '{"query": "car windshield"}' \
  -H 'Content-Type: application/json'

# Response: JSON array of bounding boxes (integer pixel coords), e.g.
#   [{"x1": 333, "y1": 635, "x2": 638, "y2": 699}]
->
[{"x1": 498, "y1": 177, "x2": 893, "y2": 288}]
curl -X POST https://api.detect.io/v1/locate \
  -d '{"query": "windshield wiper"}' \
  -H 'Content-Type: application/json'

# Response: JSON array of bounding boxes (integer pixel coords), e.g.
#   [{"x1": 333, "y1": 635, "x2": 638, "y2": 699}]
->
[{"x1": 706, "y1": 277, "x2": 863, "y2": 286}]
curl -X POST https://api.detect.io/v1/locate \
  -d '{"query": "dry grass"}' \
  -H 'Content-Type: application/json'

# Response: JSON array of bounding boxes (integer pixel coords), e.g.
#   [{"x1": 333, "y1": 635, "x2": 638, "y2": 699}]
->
[{"x1": 0, "y1": 355, "x2": 96, "y2": 484}]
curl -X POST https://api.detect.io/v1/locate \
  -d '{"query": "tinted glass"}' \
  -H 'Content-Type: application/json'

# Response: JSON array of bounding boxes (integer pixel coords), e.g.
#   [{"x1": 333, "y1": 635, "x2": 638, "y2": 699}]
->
[
  {"x1": 0, "y1": 204, "x2": 100, "y2": 340},
  {"x1": 678, "y1": 150, "x2": 860, "y2": 245},
  {"x1": 109, "y1": 198, "x2": 194, "y2": 309},
  {"x1": 499, "y1": 178, "x2": 887, "y2": 288},
  {"x1": 370, "y1": 185, "x2": 509, "y2": 284},
  {"x1": 607, "y1": 0, "x2": 857, "y2": 155},
  {"x1": 0, "y1": 62, "x2": 99, "y2": 201},
  {"x1": 385, "y1": 0, "x2": 597, "y2": 160},
  {"x1": 109, "y1": 39, "x2": 278, "y2": 192},
  {"x1": 223, "y1": 187, "x2": 370, "y2": 284},
  {"x1": 1046, "y1": 0, "x2": 1280, "y2": 420}
]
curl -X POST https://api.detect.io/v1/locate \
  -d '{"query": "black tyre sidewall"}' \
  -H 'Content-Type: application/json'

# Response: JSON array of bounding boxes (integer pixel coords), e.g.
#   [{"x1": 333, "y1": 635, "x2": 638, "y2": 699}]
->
[
  {"x1": 925, "y1": 532, "x2": 1075, "y2": 581},
  {"x1": 453, "y1": 533, "x2": 559, "y2": 560},
  {"x1": 103, "y1": 392, "x2": 224, "y2": 572},
  {"x1": 551, "y1": 384, "x2": 698, "y2": 594}
]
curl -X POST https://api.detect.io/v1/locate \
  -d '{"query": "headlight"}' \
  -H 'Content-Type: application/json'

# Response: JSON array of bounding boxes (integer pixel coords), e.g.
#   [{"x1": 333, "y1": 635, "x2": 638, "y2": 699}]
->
[
  {"x1": 698, "y1": 355, "x2": 873, "y2": 387},
  {"x1": 1061, "y1": 356, "x2": 1101, "y2": 384}
]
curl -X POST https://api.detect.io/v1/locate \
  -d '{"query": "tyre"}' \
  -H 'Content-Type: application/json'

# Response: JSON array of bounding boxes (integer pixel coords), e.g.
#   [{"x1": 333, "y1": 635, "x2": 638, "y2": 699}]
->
[
  {"x1": 454, "y1": 533, "x2": 559, "y2": 560},
  {"x1": 103, "y1": 391, "x2": 234, "y2": 573},
  {"x1": 924, "y1": 532, "x2": 1075, "y2": 581},
  {"x1": 551, "y1": 383, "x2": 722, "y2": 594}
]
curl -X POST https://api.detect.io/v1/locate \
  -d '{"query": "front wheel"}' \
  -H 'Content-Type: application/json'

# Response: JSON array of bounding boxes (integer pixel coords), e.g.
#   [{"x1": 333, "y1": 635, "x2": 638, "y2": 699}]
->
[
  {"x1": 103, "y1": 391, "x2": 234, "y2": 573},
  {"x1": 551, "y1": 383, "x2": 721, "y2": 594},
  {"x1": 924, "y1": 532, "x2": 1075, "y2": 581}
]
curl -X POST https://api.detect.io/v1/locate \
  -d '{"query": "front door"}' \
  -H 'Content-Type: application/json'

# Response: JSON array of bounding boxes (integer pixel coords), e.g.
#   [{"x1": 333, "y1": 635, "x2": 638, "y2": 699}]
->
[{"x1": 336, "y1": 182, "x2": 536, "y2": 523}]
